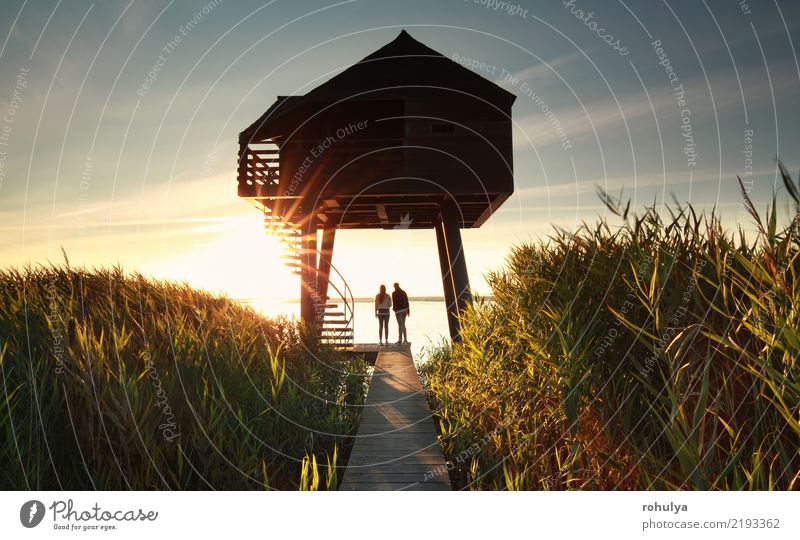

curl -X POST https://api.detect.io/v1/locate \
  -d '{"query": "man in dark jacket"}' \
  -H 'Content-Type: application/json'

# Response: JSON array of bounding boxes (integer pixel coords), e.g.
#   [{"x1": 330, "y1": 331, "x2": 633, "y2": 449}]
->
[{"x1": 391, "y1": 283, "x2": 410, "y2": 344}]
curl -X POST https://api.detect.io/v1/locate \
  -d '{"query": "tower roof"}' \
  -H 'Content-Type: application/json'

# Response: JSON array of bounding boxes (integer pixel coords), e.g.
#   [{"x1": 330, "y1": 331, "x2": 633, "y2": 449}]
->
[
  {"x1": 304, "y1": 29, "x2": 515, "y2": 100},
  {"x1": 241, "y1": 30, "x2": 514, "y2": 142}
]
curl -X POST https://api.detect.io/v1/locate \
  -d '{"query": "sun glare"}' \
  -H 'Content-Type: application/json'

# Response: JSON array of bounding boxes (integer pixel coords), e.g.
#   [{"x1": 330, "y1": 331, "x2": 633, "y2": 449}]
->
[{"x1": 153, "y1": 213, "x2": 297, "y2": 317}]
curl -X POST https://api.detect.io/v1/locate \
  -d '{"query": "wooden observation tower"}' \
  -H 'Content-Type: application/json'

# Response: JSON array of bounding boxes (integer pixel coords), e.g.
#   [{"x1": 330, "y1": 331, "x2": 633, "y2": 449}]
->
[{"x1": 237, "y1": 30, "x2": 515, "y2": 346}]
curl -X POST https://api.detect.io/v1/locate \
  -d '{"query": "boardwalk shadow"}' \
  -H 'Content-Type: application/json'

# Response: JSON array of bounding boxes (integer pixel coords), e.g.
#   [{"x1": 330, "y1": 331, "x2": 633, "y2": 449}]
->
[{"x1": 340, "y1": 349, "x2": 451, "y2": 491}]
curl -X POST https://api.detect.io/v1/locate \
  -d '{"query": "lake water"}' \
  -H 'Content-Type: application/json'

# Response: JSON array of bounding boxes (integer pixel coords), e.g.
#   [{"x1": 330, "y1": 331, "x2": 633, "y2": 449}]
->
[
  {"x1": 352, "y1": 300, "x2": 449, "y2": 361},
  {"x1": 241, "y1": 299, "x2": 450, "y2": 362}
]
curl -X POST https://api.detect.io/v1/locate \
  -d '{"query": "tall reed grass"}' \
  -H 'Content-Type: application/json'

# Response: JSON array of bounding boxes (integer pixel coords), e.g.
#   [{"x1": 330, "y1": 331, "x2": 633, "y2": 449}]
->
[
  {"x1": 423, "y1": 166, "x2": 800, "y2": 490},
  {"x1": 0, "y1": 264, "x2": 368, "y2": 489}
]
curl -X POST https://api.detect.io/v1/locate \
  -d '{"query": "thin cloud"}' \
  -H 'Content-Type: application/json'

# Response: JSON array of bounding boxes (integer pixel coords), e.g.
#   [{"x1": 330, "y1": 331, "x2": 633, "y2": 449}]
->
[
  {"x1": 511, "y1": 60, "x2": 799, "y2": 148},
  {"x1": 515, "y1": 165, "x2": 779, "y2": 199},
  {"x1": 57, "y1": 201, "x2": 129, "y2": 218},
  {"x1": 496, "y1": 48, "x2": 591, "y2": 89}
]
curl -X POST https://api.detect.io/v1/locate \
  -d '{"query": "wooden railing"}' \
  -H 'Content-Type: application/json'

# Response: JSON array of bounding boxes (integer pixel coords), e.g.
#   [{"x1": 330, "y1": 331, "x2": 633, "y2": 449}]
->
[{"x1": 238, "y1": 140, "x2": 280, "y2": 198}]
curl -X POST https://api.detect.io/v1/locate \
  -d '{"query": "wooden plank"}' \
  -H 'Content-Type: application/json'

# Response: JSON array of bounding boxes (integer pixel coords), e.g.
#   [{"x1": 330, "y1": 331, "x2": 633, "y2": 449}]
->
[
  {"x1": 355, "y1": 426, "x2": 437, "y2": 436},
  {"x1": 345, "y1": 446, "x2": 442, "y2": 455},
  {"x1": 346, "y1": 459, "x2": 445, "y2": 469},
  {"x1": 342, "y1": 471, "x2": 449, "y2": 482},
  {"x1": 339, "y1": 481, "x2": 449, "y2": 491},
  {"x1": 339, "y1": 348, "x2": 451, "y2": 491}
]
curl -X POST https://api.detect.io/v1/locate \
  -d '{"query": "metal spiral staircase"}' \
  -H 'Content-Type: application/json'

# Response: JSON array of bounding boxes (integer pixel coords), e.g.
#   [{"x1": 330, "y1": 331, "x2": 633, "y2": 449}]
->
[
  {"x1": 241, "y1": 138, "x2": 354, "y2": 347},
  {"x1": 263, "y1": 214, "x2": 355, "y2": 349}
]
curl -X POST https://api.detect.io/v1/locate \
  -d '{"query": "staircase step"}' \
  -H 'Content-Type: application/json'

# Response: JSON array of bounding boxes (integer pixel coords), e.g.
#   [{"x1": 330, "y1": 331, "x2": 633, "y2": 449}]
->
[{"x1": 263, "y1": 227, "x2": 353, "y2": 346}]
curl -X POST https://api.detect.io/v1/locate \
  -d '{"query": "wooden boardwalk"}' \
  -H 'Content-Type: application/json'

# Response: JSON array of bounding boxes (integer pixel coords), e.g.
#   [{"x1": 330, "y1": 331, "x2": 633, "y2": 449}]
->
[{"x1": 340, "y1": 346, "x2": 451, "y2": 491}]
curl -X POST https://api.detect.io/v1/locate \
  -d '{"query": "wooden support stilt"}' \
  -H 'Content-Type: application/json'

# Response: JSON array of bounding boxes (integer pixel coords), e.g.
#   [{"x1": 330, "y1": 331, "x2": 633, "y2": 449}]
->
[
  {"x1": 441, "y1": 198, "x2": 472, "y2": 315},
  {"x1": 299, "y1": 220, "x2": 318, "y2": 328},
  {"x1": 317, "y1": 226, "x2": 336, "y2": 307},
  {"x1": 437, "y1": 197, "x2": 472, "y2": 341},
  {"x1": 435, "y1": 217, "x2": 459, "y2": 340}
]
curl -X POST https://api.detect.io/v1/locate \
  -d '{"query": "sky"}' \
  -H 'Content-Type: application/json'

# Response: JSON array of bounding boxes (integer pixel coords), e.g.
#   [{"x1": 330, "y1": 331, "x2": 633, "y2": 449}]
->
[{"x1": 0, "y1": 0, "x2": 798, "y2": 310}]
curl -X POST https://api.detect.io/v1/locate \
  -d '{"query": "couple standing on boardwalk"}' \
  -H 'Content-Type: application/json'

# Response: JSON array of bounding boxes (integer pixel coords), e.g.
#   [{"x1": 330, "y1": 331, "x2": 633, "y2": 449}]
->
[{"x1": 374, "y1": 283, "x2": 410, "y2": 346}]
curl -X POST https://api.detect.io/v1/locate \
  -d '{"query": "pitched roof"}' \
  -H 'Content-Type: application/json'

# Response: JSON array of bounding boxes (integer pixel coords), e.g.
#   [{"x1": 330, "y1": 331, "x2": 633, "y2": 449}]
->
[
  {"x1": 304, "y1": 30, "x2": 515, "y2": 100},
  {"x1": 241, "y1": 30, "x2": 514, "y2": 142}
]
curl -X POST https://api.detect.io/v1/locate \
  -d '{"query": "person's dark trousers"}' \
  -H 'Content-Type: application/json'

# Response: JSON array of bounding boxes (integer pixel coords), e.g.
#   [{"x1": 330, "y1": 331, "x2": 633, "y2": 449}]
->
[
  {"x1": 395, "y1": 311, "x2": 408, "y2": 343},
  {"x1": 378, "y1": 312, "x2": 389, "y2": 342}
]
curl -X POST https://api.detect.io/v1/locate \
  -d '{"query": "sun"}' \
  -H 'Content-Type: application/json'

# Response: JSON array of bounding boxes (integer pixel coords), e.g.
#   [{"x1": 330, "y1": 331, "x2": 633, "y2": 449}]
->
[{"x1": 154, "y1": 212, "x2": 297, "y2": 317}]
